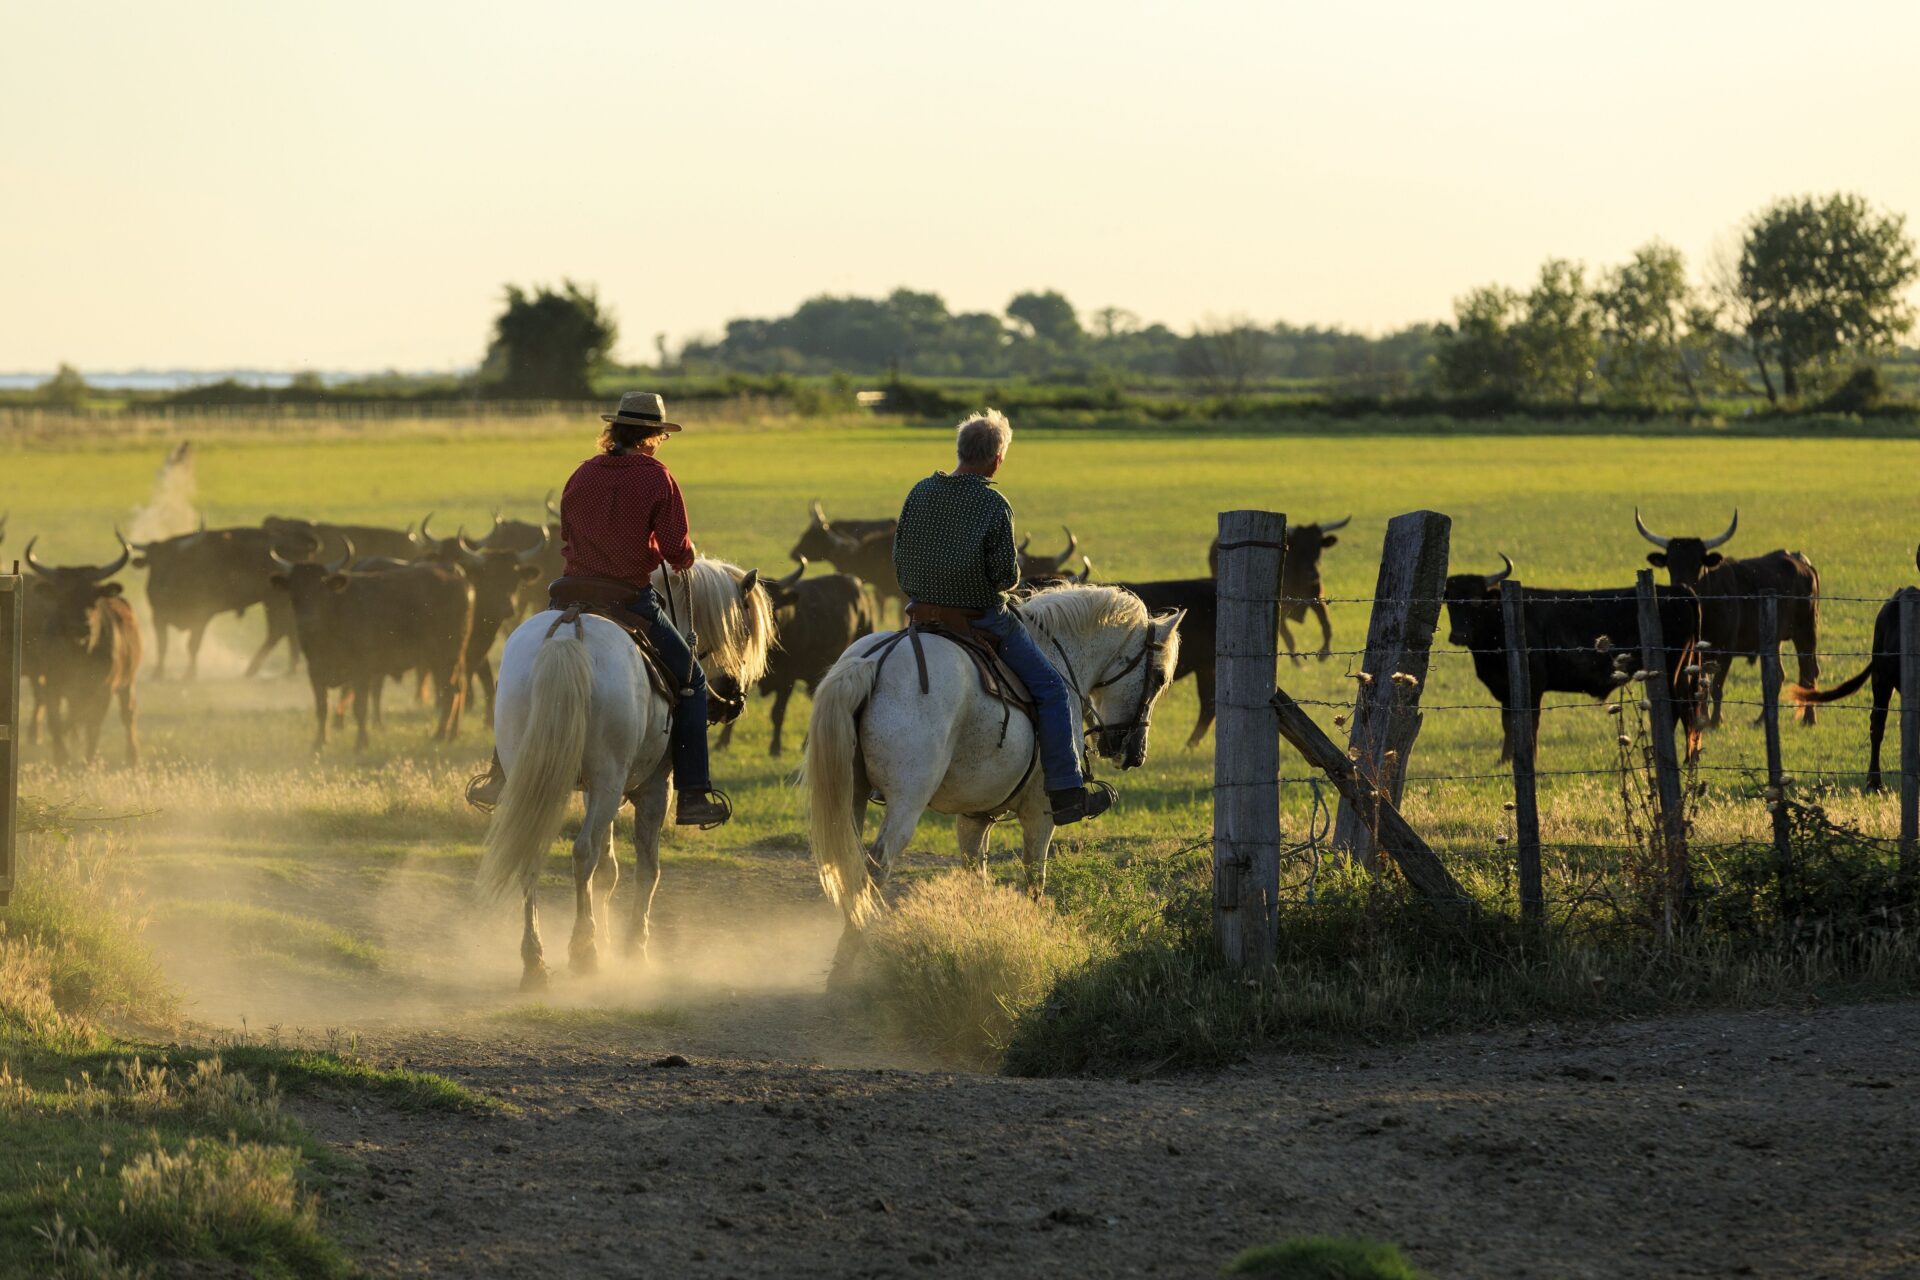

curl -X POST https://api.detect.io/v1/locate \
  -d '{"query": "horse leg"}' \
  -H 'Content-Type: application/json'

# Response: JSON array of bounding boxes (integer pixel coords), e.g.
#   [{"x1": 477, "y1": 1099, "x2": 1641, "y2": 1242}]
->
[
  {"x1": 829, "y1": 773, "x2": 935, "y2": 990},
  {"x1": 625, "y1": 763, "x2": 671, "y2": 961},
  {"x1": 593, "y1": 832, "x2": 619, "y2": 960},
  {"x1": 569, "y1": 787, "x2": 621, "y2": 976},
  {"x1": 956, "y1": 813, "x2": 994, "y2": 883},
  {"x1": 521, "y1": 893, "x2": 549, "y2": 990},
  {"x1": 1014, "y1": 801, "x2": 1057, "y2": 899}
]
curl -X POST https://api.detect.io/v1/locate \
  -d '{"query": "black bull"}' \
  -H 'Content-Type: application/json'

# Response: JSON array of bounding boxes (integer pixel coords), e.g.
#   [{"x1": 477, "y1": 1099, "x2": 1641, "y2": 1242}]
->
[
  {"x1": 23, "y1": 535, "x2": 143, "y2": 766},
  {"x1": 270, "y1": 549, "x2": 475, "y2": 752},
  {"x1": 1634, "y1": 509, "x2": 1822, "y2": 728},
  {"x1": 131, "y1": 524, "x2": 302, "y2": 679},
  {"x1": 718, "y1": 562, "x2": 878, "y2": 756},
  {"x1": 1789, "y1": 549, "x2": 1920, "y2": 790},
  {"x1": 1208, "y1": 517, "x2": 1349, "y2": 661},
  {"x1": 1444, "y1": 559, "x2": 1707, "y2": 765}
]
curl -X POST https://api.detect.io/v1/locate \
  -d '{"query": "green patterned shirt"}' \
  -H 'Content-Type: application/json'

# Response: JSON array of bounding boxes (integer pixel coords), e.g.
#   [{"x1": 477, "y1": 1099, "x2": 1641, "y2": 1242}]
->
[{"x1": 892, "y1": 471, "x2": 1020, "y2": 610}]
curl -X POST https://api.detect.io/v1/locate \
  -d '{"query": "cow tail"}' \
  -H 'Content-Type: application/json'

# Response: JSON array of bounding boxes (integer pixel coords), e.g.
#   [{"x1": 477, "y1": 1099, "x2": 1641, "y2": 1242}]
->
[
  {"x1": 475, "y1": 630, "x2": 592, "y2": 906},
  {"x1": 803, "y1": 651, "x2": 883, "y2": 926},
  {"x1": 1791, "y1": 661, "x2": 1871, "y2": 707}
]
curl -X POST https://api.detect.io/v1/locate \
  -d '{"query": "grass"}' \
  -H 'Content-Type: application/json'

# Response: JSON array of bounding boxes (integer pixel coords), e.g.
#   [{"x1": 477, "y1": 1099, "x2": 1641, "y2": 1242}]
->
[
  {"x1": 0, "y1": 829, "x2": 490, "y2": 1276},
  {"x1": 846, "y1": 872, "x2": 1093, "y2": 1068},
  {"x1": 8, "y1": 409, "x2": 1920, "y2": 1073},
  {"x1": 1224, "y1": 1236, "x2": 1425, "y2": 1279}
]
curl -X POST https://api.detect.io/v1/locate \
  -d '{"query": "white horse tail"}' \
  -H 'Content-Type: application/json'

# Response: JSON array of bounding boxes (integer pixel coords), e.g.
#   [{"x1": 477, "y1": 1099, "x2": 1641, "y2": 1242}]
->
[
  {"x1": 805, "y1": 652, "x2": 883, "y2": 926},
  {"x1": 476, "y1": 631, "x2": 593, "y2": 905}
]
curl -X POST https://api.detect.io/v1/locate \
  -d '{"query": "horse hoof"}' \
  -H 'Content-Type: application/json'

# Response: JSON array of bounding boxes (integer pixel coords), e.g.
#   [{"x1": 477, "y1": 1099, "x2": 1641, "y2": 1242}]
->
[
  {"x1": 519, "y1": 965, "x2": 550, "y2": 992},
  {"x1": 570, "y1": 949, "x2": 599, "y2": 977}
]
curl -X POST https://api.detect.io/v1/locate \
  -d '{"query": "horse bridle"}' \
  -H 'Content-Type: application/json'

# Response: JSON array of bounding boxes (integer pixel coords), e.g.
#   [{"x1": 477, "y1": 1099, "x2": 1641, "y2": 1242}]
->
[{"x1": 1046, "y1": 621, "x2": 1169, "y2": 743}]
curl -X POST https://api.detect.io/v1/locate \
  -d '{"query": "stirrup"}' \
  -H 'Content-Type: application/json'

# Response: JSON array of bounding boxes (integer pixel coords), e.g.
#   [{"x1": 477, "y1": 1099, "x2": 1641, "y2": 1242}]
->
[
  {"x1": 675, "y1": 787, "x2": 733, "y2": 830},
  {"x1": 465, "y1": 767, "x2": 502, "y2": 815}
]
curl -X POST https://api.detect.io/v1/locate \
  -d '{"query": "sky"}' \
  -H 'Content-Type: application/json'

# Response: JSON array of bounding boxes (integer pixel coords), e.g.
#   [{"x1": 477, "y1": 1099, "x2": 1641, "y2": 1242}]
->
[{"x1": 3, "y1": 0, "x2": 1917, "y2": 371}]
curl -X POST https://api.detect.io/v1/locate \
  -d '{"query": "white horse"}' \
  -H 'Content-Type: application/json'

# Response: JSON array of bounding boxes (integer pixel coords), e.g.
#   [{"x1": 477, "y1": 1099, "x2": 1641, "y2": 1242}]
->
[
  {"x1": 474, "y1": 558, "x2": 773, "y2": 988},
  {"x1": 805, "y1": 584, "x2": 1184, "y2": 946}
]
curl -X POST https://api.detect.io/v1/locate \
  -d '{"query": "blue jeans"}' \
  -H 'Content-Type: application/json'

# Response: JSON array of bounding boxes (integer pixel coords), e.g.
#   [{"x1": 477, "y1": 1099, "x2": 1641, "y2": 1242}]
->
[
  {"x1": 969, "y1": 603, "x2": 1084, "y2": 792},
  {"x1": 628, "y1": 586, "x2": 712, "y2": 793}
]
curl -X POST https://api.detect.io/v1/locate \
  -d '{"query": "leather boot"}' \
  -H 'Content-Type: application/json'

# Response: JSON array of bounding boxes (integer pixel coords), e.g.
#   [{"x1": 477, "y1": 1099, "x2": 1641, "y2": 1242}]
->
[
  {"x1": 465, "y1": 753, "x2": 505, "y2": 813},
  {"x1": 1048, "y1": 781, "x2": 1116, "y2": 825},
  {"x1": 675, "y1": 788, "x2": 733, "y2": 829}
]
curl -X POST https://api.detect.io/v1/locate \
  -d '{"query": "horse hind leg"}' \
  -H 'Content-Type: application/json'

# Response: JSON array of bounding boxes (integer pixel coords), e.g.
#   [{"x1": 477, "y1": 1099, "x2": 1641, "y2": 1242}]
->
[
  {"x1": 521, "y1": 894, "x2": 549, "y2": 991},
  {"x1": 569, "y1": 786, "x2": 623, "y2": 976},
  {"x1": 956, "y1": 813, "x2": 995, "y2": 882},
  {"x1": 625, "y1": 762, "x2": 670, "y2": 961}
]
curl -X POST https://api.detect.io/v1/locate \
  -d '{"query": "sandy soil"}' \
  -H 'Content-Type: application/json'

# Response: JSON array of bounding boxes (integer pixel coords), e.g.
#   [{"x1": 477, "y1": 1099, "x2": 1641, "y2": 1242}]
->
[{"x1": 296, "y1": 996, "x2": 1920, "y2": 1278}]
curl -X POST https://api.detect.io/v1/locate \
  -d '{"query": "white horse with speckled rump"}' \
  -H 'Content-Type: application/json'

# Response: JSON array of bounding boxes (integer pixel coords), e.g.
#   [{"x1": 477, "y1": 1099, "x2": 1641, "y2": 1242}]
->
[
  {"x1": 474, "y1": 558, "x2": 773, "y2": 988},
  {"x1": 805, "y1": 584, "x2": 1183, "y2": 962}
]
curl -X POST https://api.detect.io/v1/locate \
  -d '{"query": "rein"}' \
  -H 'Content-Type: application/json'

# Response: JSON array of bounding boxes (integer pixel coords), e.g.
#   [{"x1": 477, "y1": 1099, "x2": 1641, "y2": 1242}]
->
[{"x1": 1040, "y1": 620, "x2": 1166, "y2": 743}]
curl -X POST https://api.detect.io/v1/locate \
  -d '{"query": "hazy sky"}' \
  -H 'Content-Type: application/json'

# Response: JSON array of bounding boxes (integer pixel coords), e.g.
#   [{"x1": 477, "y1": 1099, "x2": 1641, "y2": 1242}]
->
[{"x1": 4, "y1": 1, "x2": 1917, "y2": 371}]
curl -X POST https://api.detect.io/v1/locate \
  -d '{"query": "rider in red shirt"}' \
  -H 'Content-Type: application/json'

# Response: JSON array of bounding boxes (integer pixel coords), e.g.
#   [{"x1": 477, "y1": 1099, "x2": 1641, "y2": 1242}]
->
[{"x1": 466, "y1": 393, "x2": 731, "y2": 827}]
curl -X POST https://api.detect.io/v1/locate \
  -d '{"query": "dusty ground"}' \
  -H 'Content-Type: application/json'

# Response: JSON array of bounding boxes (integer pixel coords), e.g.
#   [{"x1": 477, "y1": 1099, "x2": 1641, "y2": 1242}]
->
[{"x1": 297, "y1": 997, "x2": 1920, "y2": 1279}]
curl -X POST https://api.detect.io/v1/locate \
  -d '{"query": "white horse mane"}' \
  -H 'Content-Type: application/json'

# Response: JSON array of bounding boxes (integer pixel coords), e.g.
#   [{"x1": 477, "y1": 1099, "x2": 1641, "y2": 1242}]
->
[
  {"x1": 653, "y1": 557, "x2": 773, "y2": 687},
  {"x1": 1018, "y1": 582, "x2": 1152, "y2": 640}
]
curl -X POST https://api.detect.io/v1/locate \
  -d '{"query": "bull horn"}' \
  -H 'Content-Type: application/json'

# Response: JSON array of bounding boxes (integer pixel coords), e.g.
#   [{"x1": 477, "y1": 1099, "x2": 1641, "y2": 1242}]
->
[
  {"x1": 22, "y1": 536, "x2": 52, "y2": 578},
  {"x1": 1052, "y1": 526, "x2": 1078, "y2": 569},
  {"x1": 516, "y1": 526, "x2": 550, "y2": 565},
  {"x1": 1633, "y1": 507, "x2": 1671, "y2": 550},
  {"x1": 1320, "y1": 515, "x2": 1351, "y2": 533},
  {"x1": 418, "y1": 512, "x2": 443, "y2": 551},
  {"x1": 1485, "y1": 552, "x2": 1515, "y2": 586},
  {"x1": 324, "y1": 536, "x2": 355, "y2": 575},
  {"x1": 94, "y1": 529, "x2": 132, "y2": 580},
  {"x1": 739, "y1": 568, "x2": 761, "y2": 599},
  {"x1": 545, "y1": 490, "x2": 561, "y2": 524},
  {"x1": 1914, "y1": 544, "x2": 1919, "y2": 575},
  {"x1": 1075, "y1": 555, "x2": 1093, "y2": 583},
  {"x1": 1702, "y1": 509, "x2": 1738, "y2": 551},
  {"x1": 809, "y1": 500, "x2": 826, "y2": 525},
  {"x1": 1018, "y1": 532, "x2": 1032, "y2": 554},
  {"x1": 175, "y1": 515, "x2": 210, "y2": 549},
  {"x1": 773, "y1": 559, "x2": 806, "y2": 590}
]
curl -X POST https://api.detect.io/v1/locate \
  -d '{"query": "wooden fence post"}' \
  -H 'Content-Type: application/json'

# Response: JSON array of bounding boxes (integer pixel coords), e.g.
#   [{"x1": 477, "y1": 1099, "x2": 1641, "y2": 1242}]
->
[
  {"x1": 1758, "y1": 595, "x2": 1795, "y2": 899},
  {"x1": 1901, "y1": 589, "x2": 1920, "y2": 872},
  {"x1": 1500, "y1": 580, "x2": 1543, "y2": 922},
  {"x1": 1213, "y1": 509, "x2": 1285, "y2": 972},
  {"x1": 1331, "y1": 510, "x2": 1452, "y2": 869},
  {"x1": 1635, "y1": 569, "x2": 1691, "y2": 925},
  {"x1": 0, "y1": 564, "x2": 18, "y2": 908}
]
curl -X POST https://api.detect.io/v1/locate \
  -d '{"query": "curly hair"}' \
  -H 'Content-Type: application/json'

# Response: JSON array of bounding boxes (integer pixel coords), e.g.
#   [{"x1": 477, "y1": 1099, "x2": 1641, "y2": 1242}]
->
[{"x1": 599, "y1": 421, "x2": 670, "y2": 455}]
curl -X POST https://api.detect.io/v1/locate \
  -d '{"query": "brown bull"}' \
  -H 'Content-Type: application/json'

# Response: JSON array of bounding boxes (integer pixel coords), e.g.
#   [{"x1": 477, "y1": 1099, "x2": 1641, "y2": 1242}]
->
[{"x1": 24, "y1": 533, "x2": 143, "y2": 766}]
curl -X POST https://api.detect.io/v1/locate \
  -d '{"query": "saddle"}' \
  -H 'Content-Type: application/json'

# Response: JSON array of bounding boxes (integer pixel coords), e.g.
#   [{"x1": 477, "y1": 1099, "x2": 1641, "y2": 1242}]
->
[
  {"x1": 546, "y1": 575, "x2": 680, "y2": 705},
  {"x1": 865, "y1": 603, "x2": 1037, "y2": 736}
]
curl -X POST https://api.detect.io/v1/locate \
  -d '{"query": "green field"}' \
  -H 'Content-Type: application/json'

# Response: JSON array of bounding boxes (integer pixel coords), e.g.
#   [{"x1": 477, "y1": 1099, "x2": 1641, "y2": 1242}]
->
[{"x1": 4, "y1": 410, "x2": 1919, "y2": 1017}]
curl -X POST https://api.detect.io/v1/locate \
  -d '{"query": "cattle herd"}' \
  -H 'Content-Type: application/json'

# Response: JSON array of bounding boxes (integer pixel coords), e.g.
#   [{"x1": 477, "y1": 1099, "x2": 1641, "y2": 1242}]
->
[{"x1": 8, "y1": 496, "x2": 1918, "y2": 791}]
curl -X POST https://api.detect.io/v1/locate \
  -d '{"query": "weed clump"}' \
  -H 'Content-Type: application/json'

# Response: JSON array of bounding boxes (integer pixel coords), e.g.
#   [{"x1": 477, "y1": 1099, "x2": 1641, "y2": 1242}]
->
[
  {"x1": 1225, "y1": 1235, "x2": 1425, "y2": 1278},
  {"x1": 850, "y1": 872, "x2": 1092, "y2": 1068}
]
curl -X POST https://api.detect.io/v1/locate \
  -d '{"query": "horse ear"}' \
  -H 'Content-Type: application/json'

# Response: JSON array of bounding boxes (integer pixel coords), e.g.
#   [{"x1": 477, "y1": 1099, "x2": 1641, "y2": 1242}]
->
[{"x1": 739, "y1": 568, "x2": 760, "y2": 598}]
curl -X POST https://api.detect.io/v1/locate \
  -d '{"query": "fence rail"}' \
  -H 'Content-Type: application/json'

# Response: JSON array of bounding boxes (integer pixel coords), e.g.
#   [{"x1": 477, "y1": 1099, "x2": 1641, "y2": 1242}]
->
[{"x1": 1212, "y1": 510, "x2": 1920, "y2": 970}]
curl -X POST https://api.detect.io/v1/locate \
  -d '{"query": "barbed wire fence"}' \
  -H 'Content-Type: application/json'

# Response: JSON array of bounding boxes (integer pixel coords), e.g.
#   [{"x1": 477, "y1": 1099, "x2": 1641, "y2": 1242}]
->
[{"x1": 1209, "y1": 507, "x2": 1920, "y2": 973}]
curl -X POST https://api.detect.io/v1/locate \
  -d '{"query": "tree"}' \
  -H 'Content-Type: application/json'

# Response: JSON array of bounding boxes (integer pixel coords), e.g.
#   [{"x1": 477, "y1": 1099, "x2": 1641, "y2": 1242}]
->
[
  {"x1": 1180, "y1": 317, "x2": 1269, "y2": 400},
  {"x1": 1515, "y1": 258, "x2": 1599, "y2": 402},
  {"x1": 1433, "y1": 286, "x2": 1525, "y2": 399},
  {"x1": 482, "y1": 280, "x2": 617, "y2": 399},
  {"x1": 38, "y1": 363, "x2": 91, "y2": 410},
  {"x1": 1005, "y1": 290, "x2": 1083, "y2": 347},
  {"x1": 1735, "y1": 193, "x2": 1918, "y2": 403},
  {"x1": 1597, "y1": 242, "x2": 1705, "y2": 407}
]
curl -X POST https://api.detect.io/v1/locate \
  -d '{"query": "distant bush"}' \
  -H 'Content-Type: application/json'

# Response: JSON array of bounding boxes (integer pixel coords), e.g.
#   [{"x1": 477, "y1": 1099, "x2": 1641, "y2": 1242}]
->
[{"x1": 1816, "y1": 365, "x2": 1890, "y2": 415}]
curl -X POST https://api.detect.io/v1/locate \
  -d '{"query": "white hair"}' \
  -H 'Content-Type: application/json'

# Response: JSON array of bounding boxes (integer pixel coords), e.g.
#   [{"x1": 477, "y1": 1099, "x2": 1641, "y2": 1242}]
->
[{"x1": 955, "y1": 409, "x2": 1012, "y2": 466}]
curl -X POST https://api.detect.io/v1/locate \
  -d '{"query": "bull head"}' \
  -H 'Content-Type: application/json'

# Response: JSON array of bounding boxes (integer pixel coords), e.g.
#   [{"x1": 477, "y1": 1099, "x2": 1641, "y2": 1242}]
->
[
  {"x1": 1634, "y1": 507, "x2": 1737, "y2": 551},
  {"x1": 269, "y1": 535, "x2": 354, "y2": 577},
  {"x1": 24, "y1": 530, "x2": 131, "y2": 582},
  {"x1": 773, "y1": 559, "x2": 806, "y2": 591}
]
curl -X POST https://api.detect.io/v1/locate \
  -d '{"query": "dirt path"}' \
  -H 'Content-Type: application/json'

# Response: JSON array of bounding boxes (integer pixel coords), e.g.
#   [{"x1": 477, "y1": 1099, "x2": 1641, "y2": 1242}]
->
[{"x1": 299, "y1": 999, "x2": 1920, "y2": 1278}]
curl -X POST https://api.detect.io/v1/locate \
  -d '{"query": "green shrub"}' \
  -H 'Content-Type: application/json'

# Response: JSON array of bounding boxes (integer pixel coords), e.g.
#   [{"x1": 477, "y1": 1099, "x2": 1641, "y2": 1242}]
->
[
  {"x1": 1225, "y1": 1236, "x2": 1425, "y2": 1278},
  {"x1": 851, "y1": 872, "x2": 1093, "y2": 1067}
]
